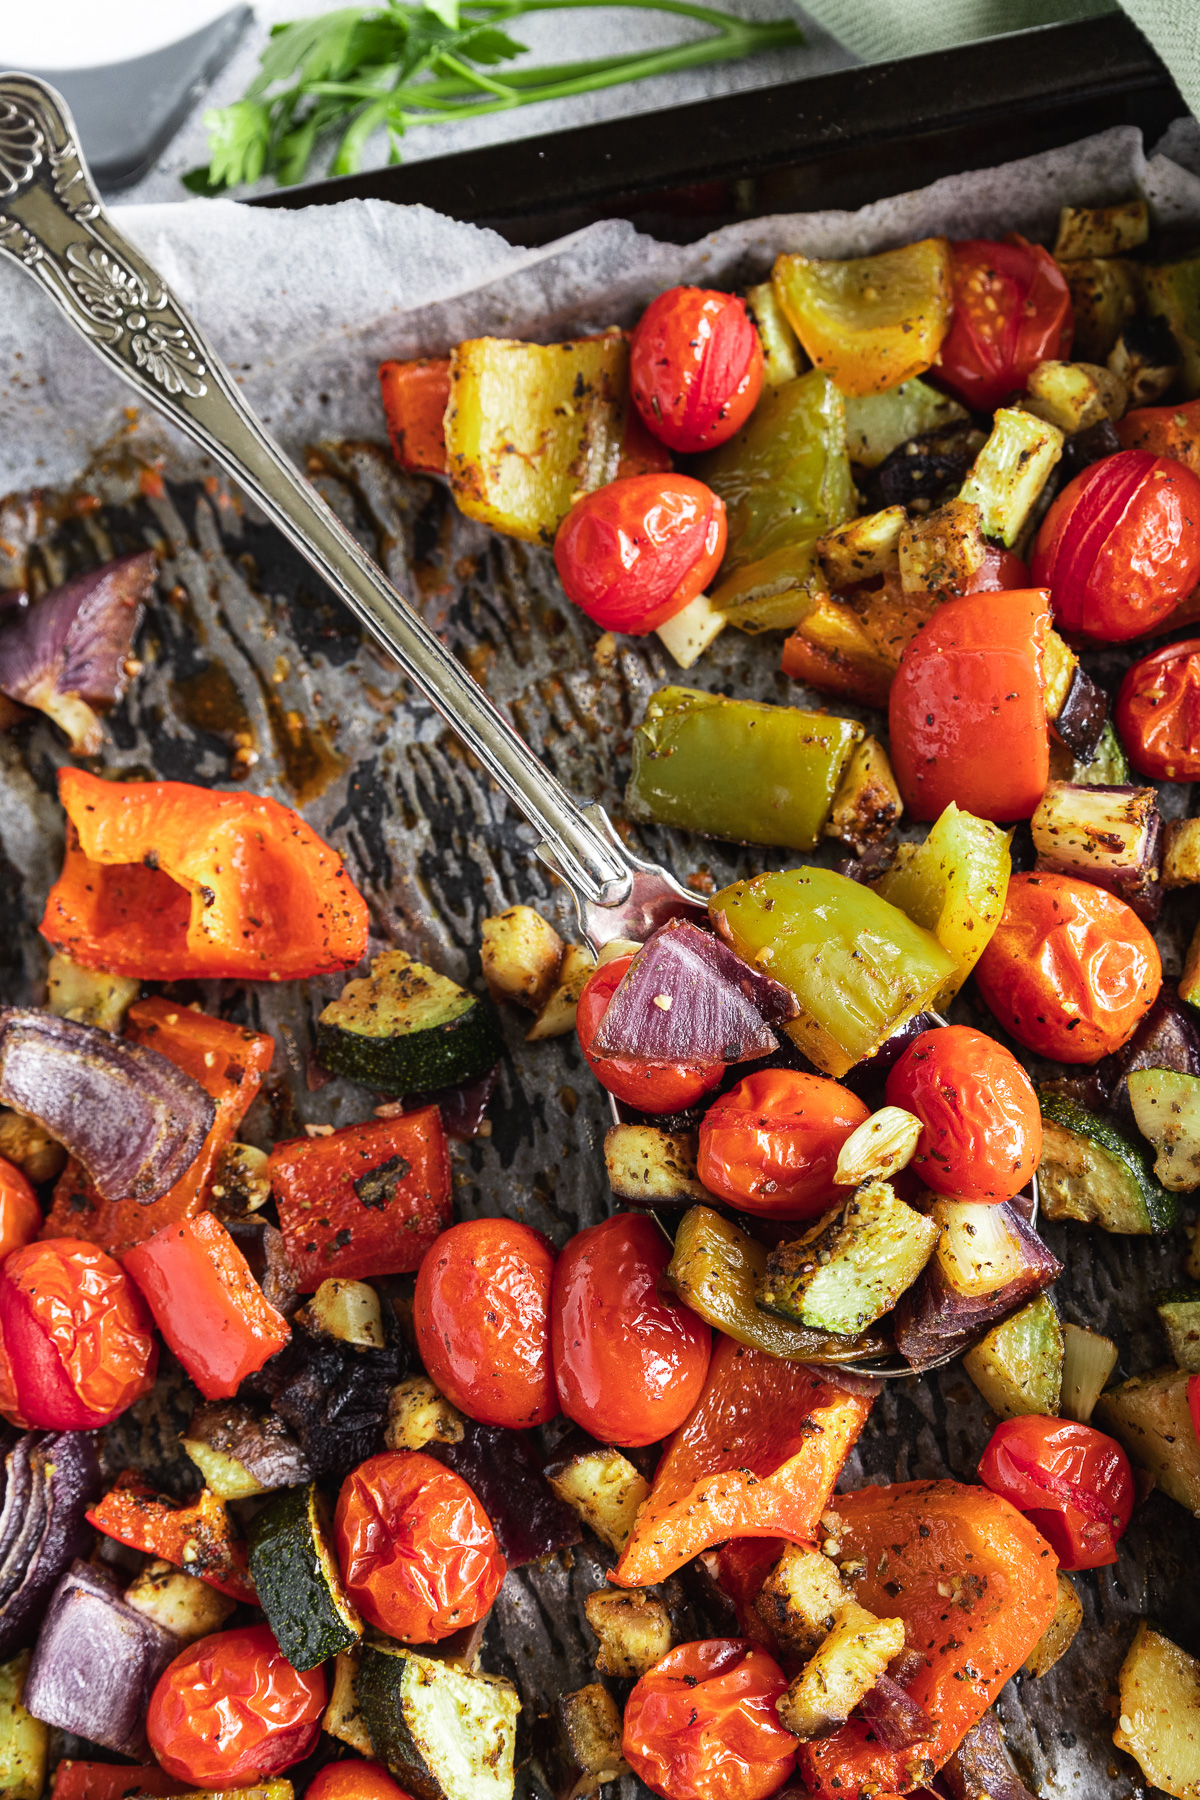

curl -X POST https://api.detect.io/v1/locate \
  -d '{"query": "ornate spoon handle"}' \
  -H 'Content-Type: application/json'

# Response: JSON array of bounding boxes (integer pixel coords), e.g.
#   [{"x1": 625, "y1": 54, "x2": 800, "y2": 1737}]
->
[{"x1": 0, "y1": 74, "x2": 655, "y2": 923}]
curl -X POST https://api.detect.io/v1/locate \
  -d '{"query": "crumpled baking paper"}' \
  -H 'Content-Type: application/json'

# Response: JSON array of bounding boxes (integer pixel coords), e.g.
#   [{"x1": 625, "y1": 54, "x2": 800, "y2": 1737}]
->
[{"x1": 1, "y1": 119, "x2": 1198, "y2": 494}]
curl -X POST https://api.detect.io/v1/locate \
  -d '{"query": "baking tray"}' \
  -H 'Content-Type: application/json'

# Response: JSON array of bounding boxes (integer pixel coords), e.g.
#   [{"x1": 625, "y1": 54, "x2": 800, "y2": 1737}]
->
[{"x1": 0, "y1": 17, "x2": 1196, "y2": 1794}]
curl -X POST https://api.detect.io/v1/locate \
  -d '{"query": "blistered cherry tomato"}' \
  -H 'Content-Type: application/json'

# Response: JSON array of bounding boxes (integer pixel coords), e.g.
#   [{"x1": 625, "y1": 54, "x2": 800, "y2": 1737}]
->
[
  {"x1": 888, "y1": 588, "x2": 1051, "y2": 822},
  {"x1": 630, "y1": 288, "x2": 764, "y2": 453},
  {"x1": 0, "y1": 1238, "x2": 157, "y2": 1431},
  {"x1": 1116, "y1": 637, "x2": 1200, "y2": 781},
  {"x1": 973, "y1": 871, "x2": 1161, "y2": 1063},
  {"x1": 147, "y1": 1624, "x2": 325, "y2": 1787},
  {"x1": 554, "y1": 475, "x2": 727, "y2": 634},
  {"x1": 551, "y1": 1212, "x2": 710, "y2": 1447},
  {"x1": 697, "y1": 1069, "x2": 869, "y2": 1221},
  {"x1": 335, "y1": 1450, "x2": 504, "y2": 1642},
  {"x1": 0, "y1": 1157, "x2": 41, "y2": 1263},
  {"x1": 938, "y1": 236, "x2": 1073, "y2": 412},
  {"x1": 884, "y1": 1026, "x2": 1041, "y2": 1203},
  {"x1": 414, "y1": 1218, "x2": 556, "y2": 1428},
  {"x1": 307, "y1": 1760, "x2": 411, "y2": 1800},
  {"x1": 978, "y1": 1416, "x2": 1134, "y2": 1571},
  {"x1": 577, "y1": 955, "x2": 726, "y2": 1114},
  {"x1": 1032, "y1": 450, "x2": 1200, "y2": 641},
  {"x1": 622, "y1": 1639, "x2": 796, "y2": 1800}
]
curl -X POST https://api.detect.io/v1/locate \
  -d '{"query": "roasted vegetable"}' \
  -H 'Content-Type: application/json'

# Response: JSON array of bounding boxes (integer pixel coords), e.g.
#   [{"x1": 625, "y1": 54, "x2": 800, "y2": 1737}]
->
[
  {"x1": 873, "y1": 802, "x2": 1012, "y2": 1004},
  {"x1": 604, "y1": 1124, "x2": 707, "y2": 1208},
  {"x1": 653, "y1": 590, "x2": 729, "y2": 669},
  {"x1": 1156, "y1": 1290, "x2": 1200, "y2": 1372},
  {"x1": 1023, "y1": 1572, "x2": 1083, "y2": 1678},
  {"x1": 1023, "y1": 359, "x2": 1126, "y2": 434},
  {"x1": 758, "y1": 1180, "x2": 939, "y2": 1336},
  {"x1": 1032, "y1": 781, "x2": 1162, "y2": 923},
  {"x1": 1109, "y1": 311, "x2": 1182, "y2": 407},
  {"x1": 1060, "y1": 1322, "x2": 1118, "y2": 1423},
  {"x1": 1061, "y1": 256, "x2": 1140, "y2": 363},
  {"x1": 123, "y1": 1560, "x2": 236, "y2": 1643},
  {"x1": 942, "y1": 1709, "x2": 1036, "y2": 1800},
  {"x1": 751, "y1": 1544, "x2": 848, "y2": 1657},
  {"x1": 317, "y1": 950, "x2": 502, "y2": 1094},
  {"x1": 1054, "y1": 201, "x2": 1148, "y2": 261},
  {"x1": 1094, "y1": 1367, "x2": 1200, "y2": 1513},
  {"x1": 300, "y1": 1276, "x2": 385, "y2": 1349},
  {"x1": 1143, "y1": 255, "x2": 1200, "y2": 396},
  {"x1": 897, "y1": 498, "x2": 985, "y2": 596},
  {"x1": 873, "y1": 422, "x2": 983, "y2": 510},
  {"x1": 627, "y1": 687, "x2": 862, "y2": 851},
  {"x1": 931, "y1": 1198, "x2": 1038, "y2": 1296},
  {"x1": 1164, "y1": 817, "x2": 1200, "y2": 887},
  {"x1": 45, "y1": 953, "x2": 140, "y2": 1033},
  {"x1": 1113, "y1": 1622, "x2": 1200, "y2": 1798},
  {"x1": 1037, "y1": 1090, "x2": 1179, "y2": 1233},
  {"x1": 962, "y1": 1294, "x2": 1064, "y2": 1419},
  {"x1": 1127, "y1": 1069, "x2": 1200, "y2": 1190},
  {"x1": 252, "y1": 1313, "x2": 405, "y2": 1481},
  {"x1": 958, "y1": 406, "x2": 1064, "y2": 547},
  {"x1": 746, "y1": 280, "x2": 803, "y2": 386},
  {"x1": 817, "y1": 508, "x2": 905, "y2": 589},
  {"x1": 842, "y1": 378, "x2": 969, "y2": 469},
  {"x1": 526, "y1": 944, "x2": 596, "y2": 1042},
  {"x1": 584, "y1": 1590, "x2": 672, "y2": 1679},
  {"x1": 385, "y1": 1376, "x2": 466, "y2": 1452},
  {"x1": 776, "y1": 1601, "x2": 905, "y2": 1739},
  {"x1": 833, "y1": 1106, "x2": 921, "y2": 1188},
  {"x1": 894, "y1": 1205, "x2": 1061, "y2": 1371},
  {"x1": 824, "y1": 737, "x2": 903, "y2": 854},
  {"x1": 543, "y1": 1438, "x2": 651, "y2": 1554},
  {"x1": 780, "y1": 590, "x2": 898, "y2": 707},
  {"x1": 668, "y1": 1205, "x2": 892, "y2": 1363},
  {"x1": 0, "y1": 1110, "x2": 63, "y2": 1185},
  {"x1": 0, "y1": 1648, "x2": 47, "y2": 1800},
  {"x1": 1047, "y1": 653, "x2": 1109, "y2": 761},
  {"x1": 481, "y1": 906, "x2": 564, "y2": 1011},
  {"x1": 87, "y1": 1476, "x2": 254, "y2": 1604},
  {"x1": 0, "y1": 1431, "x2": 101, "y2": 1662},
  {"x1": 249, "y1": 1482, "x2": 362, "y2": 1671},
  {"x1": 208, "y1": 1141, "x2": 271, "y2": 1221},
  {"x1": 534, "y1": 1683, "x2": 629, "y2": 1800},
  {"x1": 440, "y1": 1421, "x2": 582, "y2": 1567},
  {"x1": 771, "y1": 241, "x2": 953, "y2": 395},
  {"x1": 323, "y1": 1646, "x2": 374, "y2": 1756},
  {"x1": 182, "y1": 1402, "x2": 311, "y2": 1499},
  {"x1": 355, "y1": 1643, "x2": 520, "y2": 1800},
  {"x1": 445, "y1": 333, "x2": 627, "y2": 544},
  {"x1": 712, "y1": 867, "x2": 955, "y2": 1077}
]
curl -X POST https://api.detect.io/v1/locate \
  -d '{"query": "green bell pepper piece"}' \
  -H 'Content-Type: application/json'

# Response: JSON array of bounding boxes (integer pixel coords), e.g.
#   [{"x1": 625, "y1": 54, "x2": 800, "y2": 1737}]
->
[
  {"x1": 711, "y1": 866, "x2": 956, "y2": 1077},
  {"x1": 626, "y1": 687, "x2": 862, "y2": 851}
]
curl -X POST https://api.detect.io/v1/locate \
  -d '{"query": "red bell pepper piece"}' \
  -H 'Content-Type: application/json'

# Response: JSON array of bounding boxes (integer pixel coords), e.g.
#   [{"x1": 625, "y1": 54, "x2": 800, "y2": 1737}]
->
[
  {"x1": 125, "y1": 1211, "x2": 290, "y2": 1401},
  {"x1": 41, "y1": 767, "x2": 368, "y2": 981},
  {"x1": 269, "y1": 1108, "x2": 451, "y2": 1291},
  {"x1": 379, "y1": 357, "x2": 452, "y2": 474},
  {"x1": 87, "y1": 1471, "x2": 256, "y2": 1603},
  {"x1": 797, "y1": 1480, "x2": 1059, "y2": 1799},
  {"x1": 51, "y1": 1764, "x2": 194, "y2": 1799},
  {"x1": 612, "y1": 1338, "x2": 873, "y2": 1588},
  {"x1": 43, "y1": 999, "x2": 274, "y2": 1258}
]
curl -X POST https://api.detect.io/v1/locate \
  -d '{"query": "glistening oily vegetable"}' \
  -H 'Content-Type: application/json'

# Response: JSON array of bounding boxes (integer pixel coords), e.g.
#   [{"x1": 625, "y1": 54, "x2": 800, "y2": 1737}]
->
[{"x1": 3, "y1": 175, "x2": 1200, "y2": 1800}]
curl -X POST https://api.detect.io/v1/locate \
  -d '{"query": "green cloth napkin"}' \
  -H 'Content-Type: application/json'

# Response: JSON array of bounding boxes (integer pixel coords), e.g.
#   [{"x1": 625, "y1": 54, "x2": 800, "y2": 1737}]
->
[{"x1": 796, "y1": 0, "x2": 1199, "y2": 121}]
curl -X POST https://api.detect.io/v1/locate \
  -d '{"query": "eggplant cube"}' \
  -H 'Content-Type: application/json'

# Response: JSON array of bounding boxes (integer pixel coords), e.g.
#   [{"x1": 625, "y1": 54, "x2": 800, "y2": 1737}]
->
[
  {"x1": 1023, "y1": 1573, "x2": 1083, "y2": 1679},
  {"x1": 1032, "y1": 781, "x2": 1162, "y2": 924},
  {"x1": 481, "y1": 907, "x2": 564, "y2": 1012},
  {"x1": 536, "y1": 1683, "x2": 629, "y2": 1800},
  {"x1": 751, "y1": 1544, "x2": 848, "y2": 1657},
  {"x1": 603, "y1": 1125, "x2": 707, "y2": 1209},
  {"x1": 898, "y1": 499, "x2": 985, "y2": 596},
  {"x1": 584, "y1": 1590, "x2": 672, "y2": 1679},
  {"x1": 758, "y1": 1180, "x2": 940, "y2": 1337},
  {"x1": 544, "y1": 1444, "x2": 650, "y2": 1554},
  {"x1": 123, "y1": 1560, "x2": 236, "y2": 1642},
  {"x1": 386, "y1": 1376, "x2": 467, "y2": 1452},
  {"x1": 1054, "y1": 201, "x2": 1149, "y2": 261},
  {"x1": 526, "y1": 946, "x2": 597, "y2": 1043},
  {"x1": 1155, "y1": 1291, "x2": 1200, "y2": 1374},
  {"x1": 958, "y1": 407, "x2": 1064, "y2": 548},
  {"x1": 1094, "y1": 1366, "x2": 1200, "y2": 1514},
  {"x1": 777, "y1": 1601, "x2": 904, "y2": 1740}
]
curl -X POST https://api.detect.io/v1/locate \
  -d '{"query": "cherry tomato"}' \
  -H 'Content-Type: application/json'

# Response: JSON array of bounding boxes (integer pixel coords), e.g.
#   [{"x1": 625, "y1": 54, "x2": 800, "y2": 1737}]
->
[
  {"x1": 0, "y1": 1238, "x2": 157, "y2": 1431},
  {"x1": 630, "y1": 288, "x2": 764, "y2": 453},
  {"x1": 888, "y1": 588, "x2": 1051, "y2": 822},
  {"x1": 551, "y1": 1212, "x2": 710, "y2": 1447},
  {"x1": 622, "y1": 1639, "x2": 797, "y2": 1800},
  {"x1": 978, "y1": 1416, "x2": 1134, "y2": 1571},
  {"x1": 577, "y1": 956, "x2": 726, "y2": 1114},
  {"x1": 973, "y1": 871, "x2": 1161, "y2": 1064},
  {"x1": 938, "y1": 236, "x2": 1073, "y2": 412},
  {"x1": 1031, "y1": 450, "x2": 1200, "y2": 642},
  {"x1": 697, "y1": 1069, "x2": 869, "y2": 1220},
  {"x1": 146, "y1": 1624, "x2": 325, "y2": 1787},
  {"x1": 334, "y1": 1450, "x2": 505, "y2": 1642},
  {"x1": 0, "y1": 1157, "x2": 41, "y2": 1263},
  {"x1": 884, "y1": 1026, "x2": 1041, "y2": 1203},
  {"x1": 307, "y1": 1760, "x2": 412, "y2": 1800},
  {"x1": 414, "y1": 1218, "x2": 556, "y2": 1428},
  {"x1": 970, "y1": 545, "x2": 1030, "y2": 592},
  {"x1": 1188, "y1": 1372, "x2": 1200, "y2": 1448},
  {"x1": 1116, "y1": 637, "x2": 1200, "y2": 780},
  {"x1": 554, "y1": 475, "x2": 727, "y2": 635}
]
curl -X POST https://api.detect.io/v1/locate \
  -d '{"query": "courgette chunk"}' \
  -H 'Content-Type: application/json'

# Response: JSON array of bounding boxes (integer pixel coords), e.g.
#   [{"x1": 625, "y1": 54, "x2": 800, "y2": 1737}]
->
[
  {"x1": 1156, "y1": 1290, "x2": 1200, "y2": 1374},
  {"x1": 777, "y1": 1601, "x2": 905, "y2": 1740},
  {"x1": 1114, "y1": 1622, "x2": 1200, "y2": 1799},
  {"x1": 356, "y1": 1643, "x2": 520, "y2": 1800},
  {"x1": 248, "y1": 1482, "x2": 362, "y2": 1671},
  {"x1": 0, "y1": 1649, "x2": 47, "y2": 1800},
  {"x1": 1094, "y1": 1367, "x2": 1200, "y2": 1514},
  {"x1": 962, "y1": 1294, "x2": 1063, "y2": 1419},
  {"x1": 1023, "y1": 1573, "x2": 1083, "y2": 1678},
  {"x1": 1127, "y1": 1069, "x2": 1200, "y2": 1191},
  {"x1": 757, "y1": 1180, "x2": 939, "y2": 1337},
  {"x1": 1037, "y1": 1091, "x2": 1179, "y2": 1233},
  {"x1": 317, "y1": 950, "x2": 502, "y2": 1094}
]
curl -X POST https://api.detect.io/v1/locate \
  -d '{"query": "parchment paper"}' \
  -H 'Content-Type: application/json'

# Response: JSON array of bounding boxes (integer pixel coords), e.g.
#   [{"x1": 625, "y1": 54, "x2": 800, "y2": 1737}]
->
[{"x1": 1, "y1": 120, "x2": 1199, "y2": 1800}]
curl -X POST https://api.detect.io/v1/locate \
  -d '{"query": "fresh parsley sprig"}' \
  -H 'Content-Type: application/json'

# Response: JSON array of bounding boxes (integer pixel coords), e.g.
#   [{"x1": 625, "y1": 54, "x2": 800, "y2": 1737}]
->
[{"x1": 186, "y1": 0, "x2": 804, "y2": 192}]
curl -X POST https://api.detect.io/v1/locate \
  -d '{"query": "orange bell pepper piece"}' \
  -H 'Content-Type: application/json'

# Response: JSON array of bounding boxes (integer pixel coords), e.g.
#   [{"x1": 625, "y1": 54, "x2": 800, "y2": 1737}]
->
[
  {"x1": 797, "y1": 1480, "x2": 1059, "y2": 1799},
  {"x1": 87, "y1": 1471, "x2": 256, "y2": 1603},
  {"x1": 269, "y1": 1108, "x2": 451, "y2": 1291},
  {"x1": 126, "y1": 1211, "x2": 290, "y2": 1400},
  {"x1": 1117, "y1": 395, "x2": 1200, "y2": 478},
  {"x1": 379, "y1": 357, "x2": 452, "y2": 474},
  {"x1": 612, "y1": 1339, "x2": 873, "y2": 1588},
  {"x1": 51, "y1": 1764, "x2": 195, "y2": 1799},
  {"x1": 41, "y1": 767, "x2": 368, "y2": 981},
  {"x1": 43, "y1": 999, "x2": 274, "y2": 1258}
]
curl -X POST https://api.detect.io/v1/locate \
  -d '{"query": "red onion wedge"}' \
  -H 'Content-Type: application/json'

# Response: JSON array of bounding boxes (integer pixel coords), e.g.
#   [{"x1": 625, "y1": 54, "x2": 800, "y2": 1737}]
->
[
  {"x1": 592, "y1": 919, "x2": 797, "y2": 1065},
  {"x1": 0, "y1": 1430, "x2": 101, "y2": 1656},
  {"x1": 0, "y1": 1009, "x2": 214, "y2": 1204},
  {"x1": 0, "y1": 553, "x2": 155, "y2": 755},
  {"x1": 942, "y1": 1709, "x2": 1036, "y2": 1800},
  {"x1": 23, "y1": 1559, "x2": 181, "y2": 1759},
  {"x1": 439, "y1": 1422, "x2": 582, "y2": 1566},
  {"x1": 859, "y1": 1672, "x2": 936, "y2": 1750},
  {"x1": 894, "y1": 1205, "x2": 1061, "y2": 1372}
]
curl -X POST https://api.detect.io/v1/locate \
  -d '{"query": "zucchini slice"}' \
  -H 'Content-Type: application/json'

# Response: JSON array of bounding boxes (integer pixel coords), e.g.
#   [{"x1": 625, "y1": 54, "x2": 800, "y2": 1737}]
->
[
  {"x1": 1037, "y1": 1091, "x2": 1179, "y2": 1234},
  {"x1": 962, "y1": 1294, "x2": 1063, "y2": 1419},
  {"x1": 0, "y1": 1650, "x2": 47, "y2": 1800},
  {"x1": 1094, "y1": 1367, "x2": 1200, "y2": 1514},
  {"x1": 1156, "y1": 1289, "x2": 1200, "y2": 1374},
  {"x1": 357, "y1": 1643, "x2": 520, "y2": 1800},
  {"x1": 248, "y1": 1483, "x2": 362, "y2": 1671},
  {"x1": 317, "y1": 950, "x2": 502, "y2": 1094},
  {"x1": 757, "y1": 1179, "x2": 940, "y2": 1337},
  {"x1": 1127, "y1": 1069, "x2": 1200, "y2": 1191}
]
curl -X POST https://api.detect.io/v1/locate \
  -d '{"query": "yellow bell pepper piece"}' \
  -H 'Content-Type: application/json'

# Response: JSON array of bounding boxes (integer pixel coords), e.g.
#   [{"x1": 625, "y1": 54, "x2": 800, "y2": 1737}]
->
[
  {"x1": 771, "y1": 239, "x2": 954, "y2": 397},
  {"x1": 873, "y1": 801, "x2": 1012, "y2": 1004}
]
